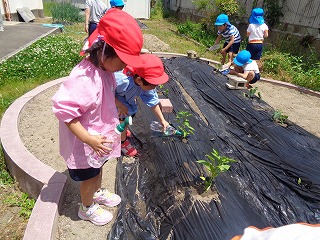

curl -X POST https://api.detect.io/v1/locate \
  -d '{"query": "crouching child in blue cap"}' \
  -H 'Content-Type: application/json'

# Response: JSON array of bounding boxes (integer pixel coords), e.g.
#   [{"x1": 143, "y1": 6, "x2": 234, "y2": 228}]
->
[
  {"x1": 209, "y1": 13, "x2": 241, "y2": 70},
  {"x1": 229, "y1": 50, "x2": 260, "y2": 88},
  {"x1": 246, "y1": 8, "x2": 269, "y2": 68}
]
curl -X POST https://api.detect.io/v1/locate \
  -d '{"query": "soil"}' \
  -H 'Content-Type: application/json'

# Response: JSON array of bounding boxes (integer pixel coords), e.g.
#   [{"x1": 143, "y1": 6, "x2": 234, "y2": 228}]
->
[{"x1": 11, "y1": 34, "x2": 320, "y2": 239}]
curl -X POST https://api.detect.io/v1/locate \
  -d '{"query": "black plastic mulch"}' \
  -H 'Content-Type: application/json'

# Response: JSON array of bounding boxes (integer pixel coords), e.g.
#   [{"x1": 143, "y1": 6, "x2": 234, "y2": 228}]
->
[
  {"x1": 108, "y1": 57, "x2": 320, "y2": 240},
  {"x1": 136, "y1": 19, "x2": 148, "y2": 29}
]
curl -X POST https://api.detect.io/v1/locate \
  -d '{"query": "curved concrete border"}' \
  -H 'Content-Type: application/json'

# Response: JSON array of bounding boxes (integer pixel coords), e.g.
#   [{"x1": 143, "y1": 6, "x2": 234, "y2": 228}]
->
[
  {"x1": 0, "y1": 52, "x2": 319, "y2": 240},
  {"x1": 0, "y1": 77, "x2": 67, "y2": 240}
]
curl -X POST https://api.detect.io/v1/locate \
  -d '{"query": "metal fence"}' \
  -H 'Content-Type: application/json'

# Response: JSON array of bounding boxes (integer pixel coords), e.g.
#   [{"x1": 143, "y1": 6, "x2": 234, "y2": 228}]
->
[
  {"x1": 239, "y1": 0, "x2": 320, "y2": 29},
  {"x1": 166, "y1": 0, "x2": 320, "y2": 32}
]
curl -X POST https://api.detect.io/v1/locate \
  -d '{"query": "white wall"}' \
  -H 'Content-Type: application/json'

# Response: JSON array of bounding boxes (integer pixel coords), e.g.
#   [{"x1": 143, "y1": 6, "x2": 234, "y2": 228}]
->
[
  {"x1": 106, "y1": 0, "x2": 150, "y2": 19},
  {"x1": 2, "y1": 0, "x2": 43, "y2": 14}
]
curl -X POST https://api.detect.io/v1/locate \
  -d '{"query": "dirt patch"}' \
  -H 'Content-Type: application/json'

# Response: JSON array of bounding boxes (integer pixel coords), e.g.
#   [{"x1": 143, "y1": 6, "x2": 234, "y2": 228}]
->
[{"x1": 143, "y1": 34, "x2": 170, "y2": 52}]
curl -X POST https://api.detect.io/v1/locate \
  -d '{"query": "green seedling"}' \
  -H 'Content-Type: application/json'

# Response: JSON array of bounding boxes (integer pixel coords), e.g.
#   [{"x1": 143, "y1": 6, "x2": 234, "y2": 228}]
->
[
  {"x1": 158, "y1": 84, "x2": 169, "y2": 97},
  {"x1": 272, "y1": 110, "x2": 288, "y2": 124},
  {"x1": 175, "y1": 111, "x2": 195, "y2": 138},
  {"x1": 297, "y1": 177, "x2": 302, "y2": 185},
  {"x1": 197, "y1": 149, "x2": 237, "y2": 192},
  {"x1": 244, "y1": 87, "x2": 261, "y2": 99}
]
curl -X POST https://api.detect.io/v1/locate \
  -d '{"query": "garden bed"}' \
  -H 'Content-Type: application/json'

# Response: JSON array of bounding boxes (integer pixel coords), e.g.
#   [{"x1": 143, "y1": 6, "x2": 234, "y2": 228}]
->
[{"x1": 109, "y1": 57, "x2": 320, "y2": 239}]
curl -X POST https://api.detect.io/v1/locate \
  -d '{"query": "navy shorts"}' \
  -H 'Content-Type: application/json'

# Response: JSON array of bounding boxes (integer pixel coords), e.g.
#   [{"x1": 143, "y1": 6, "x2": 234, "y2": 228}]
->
[
  {"x1": 224, "y1": 41, "x2": 241, "y2": 54},
  {"x1": 88, "y1": 22, "x2": 97, "y2": 36},
  {"x1": 249, "y1": 73, "x2": 261, "y2": 84},
  {"x1": 68, "y1": 167, "x2": 101, "y2": 181},
  {"x1": 246, "y1": 43, "x2": 263, "y2": 60}
]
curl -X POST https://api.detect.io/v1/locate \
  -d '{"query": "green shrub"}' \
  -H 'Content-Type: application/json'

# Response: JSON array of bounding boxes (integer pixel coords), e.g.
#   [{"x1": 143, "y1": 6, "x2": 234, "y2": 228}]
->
[
  {"x1": 150, "y1": 0, "x2": 164, "y2": 20},
  {"x1": 177, "y1": 21, "x2": 216, "y2": 47},
  {"x1": 50, "y1": 2, "x2": 84, "y2": 24}
]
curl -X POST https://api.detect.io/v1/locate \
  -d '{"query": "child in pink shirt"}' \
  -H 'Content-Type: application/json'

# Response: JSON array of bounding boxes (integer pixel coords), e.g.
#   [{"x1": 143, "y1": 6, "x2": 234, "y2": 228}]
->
[{"x1": 52, "y1": 9, "x2": 143, "y2": 226}]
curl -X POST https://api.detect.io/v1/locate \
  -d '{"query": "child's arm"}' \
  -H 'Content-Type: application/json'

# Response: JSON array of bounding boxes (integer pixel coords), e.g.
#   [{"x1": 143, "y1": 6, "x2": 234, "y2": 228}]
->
[
  {"x1": 66, "y1": 118, "x2": 110, "y2": 156},
  {"x1": 264, "y1": 30, "x2": 269, "y2": 38},
  {"x1": 85, "y1": 7, "x2": 90, "y2": 33},
  {"x1": 221, "y1": 35, "x2": 235, "y2": 53},
  {"x1": 151, "y1": 104, "x2": 169, "y2": 130},
  {"x1": 214, "y1": 35, "x2": 223, "y2": 45},
  {"x1": 230, "y1": 70, "x2": 249, "y2": 79}
]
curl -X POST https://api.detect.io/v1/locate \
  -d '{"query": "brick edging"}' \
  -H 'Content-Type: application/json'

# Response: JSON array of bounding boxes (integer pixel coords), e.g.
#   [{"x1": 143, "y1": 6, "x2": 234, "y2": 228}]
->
[{"x1": 0, "y1": 78, "x2": 67, "y2": 240}]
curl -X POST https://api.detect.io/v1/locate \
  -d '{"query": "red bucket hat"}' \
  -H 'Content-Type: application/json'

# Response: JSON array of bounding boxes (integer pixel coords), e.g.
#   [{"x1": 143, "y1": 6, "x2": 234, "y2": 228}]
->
[
  {"x1": 124, "y1": 54, "x2": 169, "y2": 85},
  {"x1": 82, "y1": 8, "x2": 143, "y2": 67}
]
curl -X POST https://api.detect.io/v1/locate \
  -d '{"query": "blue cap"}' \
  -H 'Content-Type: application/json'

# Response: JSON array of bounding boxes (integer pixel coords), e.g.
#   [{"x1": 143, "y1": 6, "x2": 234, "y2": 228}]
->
[
  {"x1": 110, "y1": 0, "x2": 125, "y2": 7},
  {"x1": 233, "y1": 50, "x2": 252, "y2": 66},
  {"x1": 215, "y1": 14, "x2": 230, "y2": 26},
  {"x1": 249, "y1": 8, "x2": 265, "y2": 24}
]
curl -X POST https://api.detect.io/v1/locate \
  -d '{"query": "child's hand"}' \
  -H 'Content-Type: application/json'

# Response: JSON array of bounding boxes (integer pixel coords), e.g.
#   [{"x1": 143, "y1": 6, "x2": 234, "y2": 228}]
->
[
  {"x1": 229, "y1": 69, "x2": 237, "y2": 75},
  {"x1": 161, "y1": 120, "x2": 170, "y2": 132},
  {"x1": 87, "y1": 134, "x2": 112, "y2": 157},
  {"x1": 220, "y1": 48, "x2": 226, "y2": 54},
  {"x1": 117, "y1": 104, "x2": 128, "y2": 117},
  {"x1": 207, "y1": 44, "x2": 219, "y2": 51}
]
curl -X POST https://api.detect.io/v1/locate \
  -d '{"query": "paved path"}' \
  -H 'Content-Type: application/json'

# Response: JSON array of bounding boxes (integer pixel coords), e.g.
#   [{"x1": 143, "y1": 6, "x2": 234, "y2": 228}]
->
[{"x1": 0, "y1": 21, "x2": 60, "y2": 63}]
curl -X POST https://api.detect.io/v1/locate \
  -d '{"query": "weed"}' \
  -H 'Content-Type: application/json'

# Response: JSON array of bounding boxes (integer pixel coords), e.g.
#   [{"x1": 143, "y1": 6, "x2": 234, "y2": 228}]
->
[
  {"x1": 4, "y1": 192, "x2": 35, "y2": 219},
  {"x1": 177, "y1": 20, "x2": 216, "y2": 47},
  {"x1": 175, "y1": 111, "x2": 195, "y2": 138},
  {"x1": 0, "y1": 153, "x2": 14, "y2": 186},
  {"x1": 197, "y1": 149, "x2": 237, "y2": 192},
  {"x1": 50, "y1": 2, "x2": 84, "y2": 24},
  {"x1": 244, "y1": 87, "x2": 261, "y2": 99},
  {"x1": 272, "y1": 110, "x2": 288, "y2": 124}
]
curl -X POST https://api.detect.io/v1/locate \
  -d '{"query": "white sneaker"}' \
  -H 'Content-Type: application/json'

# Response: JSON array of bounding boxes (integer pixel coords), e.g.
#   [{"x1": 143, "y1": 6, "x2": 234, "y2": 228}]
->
[{"x1": 78, "y1": 203, "x2": 113, "y2": 225}]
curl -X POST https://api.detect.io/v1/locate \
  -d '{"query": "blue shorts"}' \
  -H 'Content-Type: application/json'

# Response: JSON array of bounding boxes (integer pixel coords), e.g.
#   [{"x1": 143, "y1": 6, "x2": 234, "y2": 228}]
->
[
  {"x1": 68, "y1": 167, "x2": 101, "y2": 181},
  {"x1": 246, "y1": 43, "x2": 263, "y2": 60},
  {"x1": 223, "y1": 41, "x2": 241, "y2": 54},
  {"x1": 249, "y1": 73, "x2": 261, "y2": 84}
]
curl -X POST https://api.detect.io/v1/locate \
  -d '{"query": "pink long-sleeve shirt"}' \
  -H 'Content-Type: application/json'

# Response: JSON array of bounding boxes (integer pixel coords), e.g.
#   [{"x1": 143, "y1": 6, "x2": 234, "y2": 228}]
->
[{"x1": 52, "y1": 58, "x2": 120, "y2": 169}]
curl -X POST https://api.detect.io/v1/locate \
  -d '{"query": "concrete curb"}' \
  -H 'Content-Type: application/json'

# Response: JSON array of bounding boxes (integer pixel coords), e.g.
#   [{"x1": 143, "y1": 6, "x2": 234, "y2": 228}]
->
[
  {"x1": 0, "y1": 78, "x2": 67, "y2": 240},
  {"x1": 0, "y1": 52, "x2": 319, "y2": 240}
]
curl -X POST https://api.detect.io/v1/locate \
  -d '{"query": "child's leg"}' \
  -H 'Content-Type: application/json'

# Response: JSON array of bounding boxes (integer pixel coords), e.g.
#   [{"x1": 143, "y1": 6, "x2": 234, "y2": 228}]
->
[
  {"x1": 221, "y1": 51, "x2": 227, "y2": 65},
  {"x1": 74, "y1": 168, "x2": 115, "y2": 225},
  {"x1": 246, "y1": 71, "x2": 255, "y2": 81},
  {"x1": 226, "y1": 52, "x2": 234, "y2": 67},
  {"x1": 119, "y1": 119, "x2": 127, "y2": 142},
  {"x1": 120, "y1": 116, "x2": 137, "y2": 157},
  {"x1": 245, "y1": 71, "x2": 256, "y2": 87},
  {"x1": 80, "y1": 172, "x2": 102, "y2": 207}
]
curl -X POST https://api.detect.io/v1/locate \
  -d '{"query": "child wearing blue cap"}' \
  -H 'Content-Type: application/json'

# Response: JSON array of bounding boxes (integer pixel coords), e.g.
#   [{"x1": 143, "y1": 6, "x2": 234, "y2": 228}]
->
[
  {"x1": 229, "y1": 50, "x2": 260, "y2": 88},
  {"x1": 110, "y1": 0, "x2": 125, "y2": 9},
  {"x1": 246, "y1": 8, "x2": 269, "y2": 65},
  {"x1": 209, "y1": 13, "x2": 241, "y2": 70}
]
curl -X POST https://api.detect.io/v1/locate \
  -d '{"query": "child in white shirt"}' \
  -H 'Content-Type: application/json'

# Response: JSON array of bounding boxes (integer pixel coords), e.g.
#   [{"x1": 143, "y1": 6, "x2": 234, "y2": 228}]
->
[
  {"x1": 246, "y1": 8, "x2": 269, "y2": 63},
  {"x1": 229, "y1": 50, "x2": 260, "y2": 88}
]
